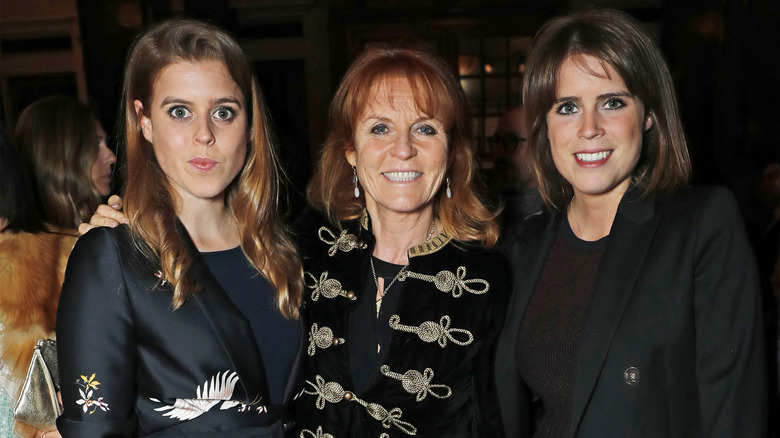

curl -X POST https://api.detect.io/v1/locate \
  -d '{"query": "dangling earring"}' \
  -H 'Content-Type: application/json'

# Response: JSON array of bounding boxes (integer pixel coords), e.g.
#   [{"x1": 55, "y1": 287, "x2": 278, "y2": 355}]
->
[
  {"x1": 352, "y1": 166, "x2": 360, "y2": 198},
  {"x1": 446, "y1": 176, "x2": 452, "y2": 199}
]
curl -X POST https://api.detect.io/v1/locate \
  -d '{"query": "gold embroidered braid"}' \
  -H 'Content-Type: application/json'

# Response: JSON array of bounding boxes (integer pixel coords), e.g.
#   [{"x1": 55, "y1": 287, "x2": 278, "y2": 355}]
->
[
  {"x1": 299, "y1": 426, "x2": 334, "y2": 438},
  {"x1": 380, "y1": 365, "x2": 452, "y2": 402},
  {"x1": 308, "y1": 323, "x2": 344, "y2": 356},
  {"x1": 317, "y1": 227, "x2": 367, "y2": 256},
  {"x1": 388, "y1": 315, "x2": 474, "y2": 347},
  {"x1": 304, "y1": 376, "x2": 417, "y2": 435},
  {"x1": 399, "y1": 266, "x2": 489, "y2": 297},
  {"x1": 305, "y1": 271, "x2": 356, "y2": 301}
]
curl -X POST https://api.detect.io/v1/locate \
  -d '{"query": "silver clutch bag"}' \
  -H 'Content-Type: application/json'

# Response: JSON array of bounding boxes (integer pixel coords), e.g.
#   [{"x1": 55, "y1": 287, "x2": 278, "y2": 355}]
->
[{"x1": 13, "y1": 339, "x2": 61, "y2": 430}]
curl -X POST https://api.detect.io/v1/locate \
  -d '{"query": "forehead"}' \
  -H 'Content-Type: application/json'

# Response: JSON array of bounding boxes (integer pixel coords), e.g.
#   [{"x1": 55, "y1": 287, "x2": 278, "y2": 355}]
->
[
  {"x1": 152, "y1": 60, "x2": 242, "y2": 102},
  {"x1": 556, "y1": 54, "x2": 627, "y2": 94},
  {"x1": 362, "y1": 76, "x2": 419, "y2": 115}
]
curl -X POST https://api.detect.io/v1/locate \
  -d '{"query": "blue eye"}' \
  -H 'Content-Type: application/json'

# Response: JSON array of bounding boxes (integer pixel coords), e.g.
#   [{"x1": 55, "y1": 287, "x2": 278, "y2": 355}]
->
[
  {"x1": 556, "y1": 102, "x2": 578, "y2": 115},
  {"x1": 604, "y1": 98, "x2": 626, "y2": 110},
  {"x1": 213, "y1": 107, "x2": 235, "y2": 121},
  {"x1": 416, "y1": 124, "x2": 437, "y2": 136},
  {"x1": 370, "y1": 124, "x2": 389, "y2": 134},
  {"x1": 169, "y1": 106, "x2": 192, "y2": 119}
]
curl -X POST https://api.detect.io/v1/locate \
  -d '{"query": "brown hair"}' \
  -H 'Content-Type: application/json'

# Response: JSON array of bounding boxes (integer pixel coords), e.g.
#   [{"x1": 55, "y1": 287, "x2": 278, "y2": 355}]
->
[
  {"x1": 524, "y1": 8, "x2": 691, "y2": 210},
  {"x1": 307, "y1": 42, "x2": 499, "y2": 247},
  {"x1": 13, "y1": 96, "x2": 102, "y2": 229},
  {"x1": 121, "y1": 18, "x2": 302, "y2": 316}
]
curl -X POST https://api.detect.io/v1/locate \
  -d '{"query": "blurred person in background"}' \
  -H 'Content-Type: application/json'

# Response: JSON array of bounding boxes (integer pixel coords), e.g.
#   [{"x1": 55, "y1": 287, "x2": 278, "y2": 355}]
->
[
  {"x1": 0, "y1": 94, "x2": 115, "y2": 438},
  {"x1": 489, "y1": 106, "x2": 542, "y2": 227}
]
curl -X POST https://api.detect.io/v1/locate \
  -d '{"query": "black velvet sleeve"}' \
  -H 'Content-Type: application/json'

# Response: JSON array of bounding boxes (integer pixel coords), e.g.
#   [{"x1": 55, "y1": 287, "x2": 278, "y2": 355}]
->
[{"x1": 56, "y1": 227, "x2": 138, "y2": 437}]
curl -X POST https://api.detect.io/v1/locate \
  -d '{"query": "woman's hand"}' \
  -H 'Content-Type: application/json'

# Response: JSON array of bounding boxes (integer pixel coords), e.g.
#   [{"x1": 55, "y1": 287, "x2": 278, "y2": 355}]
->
[{"x1": 78, "y1": 195, "x2": 128, "y2": 235}]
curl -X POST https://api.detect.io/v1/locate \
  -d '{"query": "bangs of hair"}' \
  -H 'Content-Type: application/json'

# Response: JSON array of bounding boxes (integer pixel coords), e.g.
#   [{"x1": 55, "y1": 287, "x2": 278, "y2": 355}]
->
[{"x1": 340, "y1": 57, "x2": 457, "y2": 138}]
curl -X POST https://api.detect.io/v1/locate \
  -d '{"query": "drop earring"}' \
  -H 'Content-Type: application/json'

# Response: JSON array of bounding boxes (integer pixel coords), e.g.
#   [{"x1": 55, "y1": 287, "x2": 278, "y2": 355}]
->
[
  {"x1": 352, "y1": 166, "x2": 360, "y2": 198},
  {"x1": 446, "y1": 176, "x2": 452, "y2": 199}
]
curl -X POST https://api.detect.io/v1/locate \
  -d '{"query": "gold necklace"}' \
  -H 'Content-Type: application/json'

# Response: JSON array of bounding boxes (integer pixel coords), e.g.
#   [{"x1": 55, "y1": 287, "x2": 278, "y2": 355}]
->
[{"x1": 373, "y1": 218, "x2": 435, "y2": 317}]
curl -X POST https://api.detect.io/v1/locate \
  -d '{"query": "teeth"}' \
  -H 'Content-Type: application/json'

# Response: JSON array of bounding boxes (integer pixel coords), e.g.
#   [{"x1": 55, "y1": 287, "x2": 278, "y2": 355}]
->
[
  {"x1": 383, "y1": 171, "x2": 421, "y2": 182},
  {"x1": 575, "y1": 151, "x2": 611, "y2": 162}
]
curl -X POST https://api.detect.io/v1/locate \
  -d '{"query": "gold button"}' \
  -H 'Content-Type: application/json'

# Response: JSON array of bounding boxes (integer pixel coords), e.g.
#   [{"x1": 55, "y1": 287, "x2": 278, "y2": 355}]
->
[
  {"x1": 332, "y1": 338, "x2": 340, "y2": 346},
  {"x1": 346, "y1": 291, "x2": 355, "y2": 299},
  {"x1": 344, "y1": 391, "x2": 354, "y2": 400}
]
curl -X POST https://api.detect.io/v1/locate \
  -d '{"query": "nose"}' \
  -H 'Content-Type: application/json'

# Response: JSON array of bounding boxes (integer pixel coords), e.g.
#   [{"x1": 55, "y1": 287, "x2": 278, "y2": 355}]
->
[
  {"x1": 390, "y1": 132, "x2": 416, "y2": 160},
  {"x1": 106, "y1": 148, "x2": 117, "y2": 165},
  {"x1": 578, "y1": 110, "x2": 604, "y2": 140},
  {"x1": 194, "y1": 116, "x2": 216, "y2": 146}
]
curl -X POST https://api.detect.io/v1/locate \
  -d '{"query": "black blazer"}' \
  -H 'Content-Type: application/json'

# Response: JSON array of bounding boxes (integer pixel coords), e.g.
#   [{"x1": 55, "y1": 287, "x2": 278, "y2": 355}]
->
[
  {"x1": 56, "y1": 225, "x2": 304, "y2": 437},
  {"x1": 495, "y1": 186, "x2": 767, "y2": 437}
]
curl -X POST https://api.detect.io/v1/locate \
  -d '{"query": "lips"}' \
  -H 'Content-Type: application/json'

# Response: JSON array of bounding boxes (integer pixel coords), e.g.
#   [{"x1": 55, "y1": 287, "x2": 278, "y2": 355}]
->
[
  {"x1": 189, "y1": 157, "x2": 217, "y2": 171},
  {"x1": 383, "y1": 171, "x2": 421, "y2": 182},
  {"x1": 574, "y1": 150, "x2": 612, "y2": 166}
]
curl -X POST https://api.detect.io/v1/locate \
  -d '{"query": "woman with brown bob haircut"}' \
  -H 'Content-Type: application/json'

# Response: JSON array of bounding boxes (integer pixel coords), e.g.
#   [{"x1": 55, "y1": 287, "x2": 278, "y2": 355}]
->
[
  {"x1": 57, "y1": 19, "x2": 304, "y2": 436},
  {"x1": 296, "y1": 42, "x2": 509, "y2": 437},
  {"x1": 496, "y1": 8, "x2": 766, "y2": 437}
]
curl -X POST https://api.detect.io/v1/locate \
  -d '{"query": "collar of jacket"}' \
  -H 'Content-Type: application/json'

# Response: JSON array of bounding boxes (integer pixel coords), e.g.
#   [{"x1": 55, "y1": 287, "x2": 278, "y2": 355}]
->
[{"x1": 356, "y1": 208, "x2": 451, "y2": 259}]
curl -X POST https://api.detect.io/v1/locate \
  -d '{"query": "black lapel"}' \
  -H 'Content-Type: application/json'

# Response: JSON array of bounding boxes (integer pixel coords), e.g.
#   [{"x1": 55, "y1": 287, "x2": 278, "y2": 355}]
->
[
  {"x1": 177, "y1": 222, "x2": 270, "y2": 405},
  {"x1": 282, "y1": 313, "x2": 307, "y2": 404},
  {"x1": 568, "y1": 190, "x2": 658, "y2": 437},
  {"x1": 496, "y1": 212, "x2": 558, "y2": 436}
]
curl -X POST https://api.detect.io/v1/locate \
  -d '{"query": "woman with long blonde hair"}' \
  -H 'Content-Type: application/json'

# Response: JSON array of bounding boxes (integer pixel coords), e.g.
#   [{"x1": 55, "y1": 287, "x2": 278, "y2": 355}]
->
[{"x1": 56, "y1": 19, "x2": 303, "y2": 437}]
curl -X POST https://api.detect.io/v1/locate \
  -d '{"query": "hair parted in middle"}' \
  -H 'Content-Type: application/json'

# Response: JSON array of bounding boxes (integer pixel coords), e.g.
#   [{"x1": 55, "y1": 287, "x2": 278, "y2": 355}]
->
[
  {"x1": 13, "y1": 95, "x2": 102, "y2": 229},
  {"x1": 523, "y1": 8, "x2": 692, "y2": 211},
  {"x1": 307, "y1": 41, "x2": 500, "y2": 247},
  {"x1": 121, "y1": 18, "x2": 302, "y2": 317}
]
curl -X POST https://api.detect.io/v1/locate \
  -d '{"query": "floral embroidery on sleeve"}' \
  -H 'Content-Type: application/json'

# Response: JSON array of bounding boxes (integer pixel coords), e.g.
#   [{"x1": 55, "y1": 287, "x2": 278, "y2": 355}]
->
[{"x1": 75, "y1": 373, "x2": 110, "y2": 413}]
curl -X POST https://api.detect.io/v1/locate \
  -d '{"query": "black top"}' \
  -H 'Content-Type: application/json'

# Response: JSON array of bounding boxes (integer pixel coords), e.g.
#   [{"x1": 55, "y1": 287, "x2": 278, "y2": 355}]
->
[
  {"x1": 349, "y1": 256, "x2": 405, "y2": 393},
  {"x1": 516, "y1": 217, "x2": 606, "y2": 437},
  {"x1": 202, "y1": 246, "x2": 302, "y2": 405}
]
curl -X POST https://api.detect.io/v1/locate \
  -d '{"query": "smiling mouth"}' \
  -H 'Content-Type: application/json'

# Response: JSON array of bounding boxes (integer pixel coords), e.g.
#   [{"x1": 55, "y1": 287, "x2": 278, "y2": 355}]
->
[
  {"x1": 383, "y1": 171, "x2": 421, "y2": 182},
  {"x1": 575, "y1": 150, "x2": 612, "y2": 163}
]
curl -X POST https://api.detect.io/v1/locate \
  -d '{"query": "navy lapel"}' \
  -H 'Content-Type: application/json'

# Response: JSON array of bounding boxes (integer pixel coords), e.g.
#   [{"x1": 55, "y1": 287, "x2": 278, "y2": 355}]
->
[
  {"x1": 568, "y1": 190, "x2": 658, "y2": 437},
  {"x1": 177, "y1": 222, "x2": 271, "y2": 405},
  {"x1": 281, "y1": 313, "x2": 307, "y2": 404},
  {"x1": 496, "y1": 213, "x2": 558, "y2": 436}
]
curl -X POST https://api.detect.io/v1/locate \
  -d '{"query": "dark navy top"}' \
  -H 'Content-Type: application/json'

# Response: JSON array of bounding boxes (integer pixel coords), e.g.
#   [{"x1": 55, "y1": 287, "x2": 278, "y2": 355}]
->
[{"x1": 202, "y1": 246, "x2": 301, "y2": 404}]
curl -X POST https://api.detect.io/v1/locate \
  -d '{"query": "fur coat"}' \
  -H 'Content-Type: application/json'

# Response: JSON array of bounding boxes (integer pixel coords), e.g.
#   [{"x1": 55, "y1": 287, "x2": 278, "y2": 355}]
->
[{"x1": 0, "y1": 229, "x2": 78, "y2": 437}]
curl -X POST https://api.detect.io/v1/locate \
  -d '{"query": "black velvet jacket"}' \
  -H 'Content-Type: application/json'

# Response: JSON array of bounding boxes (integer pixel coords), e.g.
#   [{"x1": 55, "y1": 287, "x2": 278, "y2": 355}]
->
[{"x1": 294, "y1": 211, "x2": 510, "y2": 437}]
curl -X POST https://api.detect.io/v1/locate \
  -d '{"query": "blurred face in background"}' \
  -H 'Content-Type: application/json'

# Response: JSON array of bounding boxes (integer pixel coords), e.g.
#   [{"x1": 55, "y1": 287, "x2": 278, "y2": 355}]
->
[{"x1": 90, "y1": 121, "x2": 116, "y2": 196}]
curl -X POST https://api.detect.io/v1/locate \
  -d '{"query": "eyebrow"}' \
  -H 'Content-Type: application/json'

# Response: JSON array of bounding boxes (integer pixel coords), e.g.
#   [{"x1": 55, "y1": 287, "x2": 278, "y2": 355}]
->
[
  {"x1": 159, "y1": 97, "x2": 243, "y2": 108},
  {"x1": 554, "y1": 91, "x2": 633, "y2": 104},
  {"x1": 362, "y1": 115, "x2": 438, "y2": 125}
]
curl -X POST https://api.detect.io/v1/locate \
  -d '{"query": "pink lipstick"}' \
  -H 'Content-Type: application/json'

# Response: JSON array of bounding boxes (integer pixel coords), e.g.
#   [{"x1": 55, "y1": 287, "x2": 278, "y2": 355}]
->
[{"x1": 189, "y1": 157, "x2": 217, "y2": 171}]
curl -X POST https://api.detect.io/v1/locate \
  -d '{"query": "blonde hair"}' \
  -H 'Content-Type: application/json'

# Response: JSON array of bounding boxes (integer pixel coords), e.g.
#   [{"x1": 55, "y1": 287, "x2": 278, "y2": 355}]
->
[
  {"x1": 121, "y1": 18, "x2": 302, "y2": 316},
  {"x1": 13, "y1": 96, "x2": 101, "y2": 229},
  {"x1": 308, "y1": 42, "x2": 499, "y2": 247},
  {"x1": 524, "y1": 8, "x2": 691, "y2": 210}
]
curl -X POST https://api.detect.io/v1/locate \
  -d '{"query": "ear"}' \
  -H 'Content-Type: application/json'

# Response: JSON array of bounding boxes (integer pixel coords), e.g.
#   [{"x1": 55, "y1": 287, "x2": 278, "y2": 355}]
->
[
  {"x1": 134, "y1": 99, "x2": 153, "y2": 144},
  {"x1": 345, "y1": 147, "x2": 356, "y2": 167},
  {"x1": 644, "y1": 111, "x2": 654, "y2": 131}
]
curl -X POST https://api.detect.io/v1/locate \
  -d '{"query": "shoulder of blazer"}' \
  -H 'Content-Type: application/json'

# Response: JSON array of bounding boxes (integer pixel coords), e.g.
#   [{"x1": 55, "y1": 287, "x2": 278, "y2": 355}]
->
[{"x1": 500, "y1": 209, "x2": 557, "y2": 255}]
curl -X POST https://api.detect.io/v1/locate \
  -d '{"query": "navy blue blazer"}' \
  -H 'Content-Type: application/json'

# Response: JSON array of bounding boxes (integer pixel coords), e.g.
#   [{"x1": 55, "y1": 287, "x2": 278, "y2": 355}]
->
[
  {"x1": 495, "y1": 186, "x2": 767, "y2": 437},
  {"x1": 57, "y1": 224, "x2": 304, "y2": 437}
]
